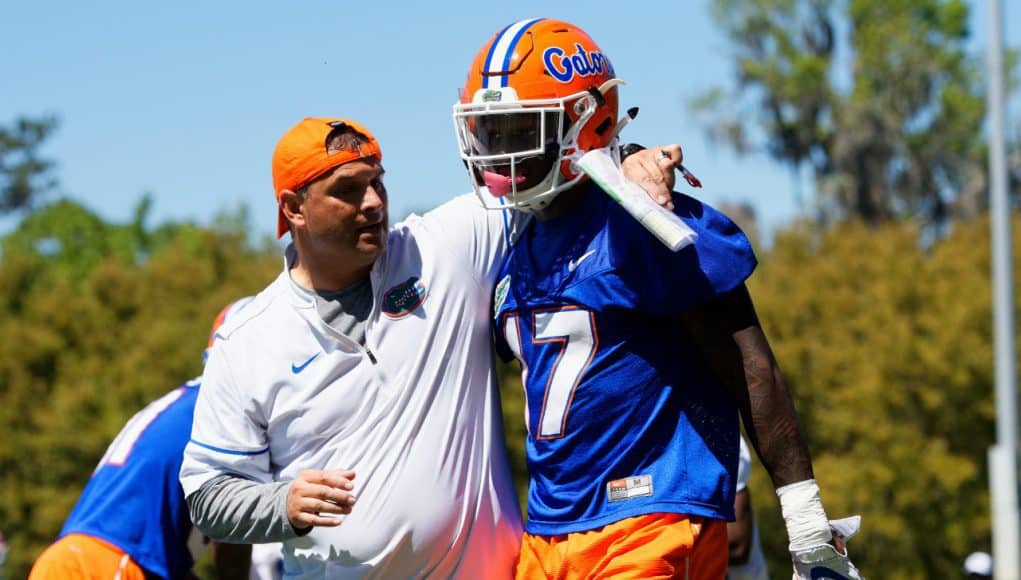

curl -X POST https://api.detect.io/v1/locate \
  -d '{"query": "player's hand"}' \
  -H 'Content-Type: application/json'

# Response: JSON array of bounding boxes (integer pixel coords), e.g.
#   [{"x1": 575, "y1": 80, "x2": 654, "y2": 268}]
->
[
  {"x1": 286, "y1": 469, "x2": 357, "y2": 531},
  {"x1": 790, "y1": 516, "x2": 864, "y2": 579},
  {"x1": 620, "y1": 144, "x2": 682, "y2": 210}
]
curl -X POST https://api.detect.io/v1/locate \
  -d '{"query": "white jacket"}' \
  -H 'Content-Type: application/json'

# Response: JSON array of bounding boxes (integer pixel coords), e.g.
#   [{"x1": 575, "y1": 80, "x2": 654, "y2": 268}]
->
[{"x1": 181, "y1": 195, "x2": 523, "y2": 578}]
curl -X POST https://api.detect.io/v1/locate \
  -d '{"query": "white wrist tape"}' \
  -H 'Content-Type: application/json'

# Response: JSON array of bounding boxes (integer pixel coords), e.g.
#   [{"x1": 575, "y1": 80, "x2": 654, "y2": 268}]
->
[{"x1": 776, "y1": 479, "x2": 832, "y2": 551}]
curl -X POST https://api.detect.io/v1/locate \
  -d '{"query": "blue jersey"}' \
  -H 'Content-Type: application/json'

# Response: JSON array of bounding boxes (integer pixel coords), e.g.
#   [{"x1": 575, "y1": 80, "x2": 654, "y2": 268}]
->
[
  {"x1": 60, "y1": 381, "x2": 201, "y2": 578},
  {"x1": 493, "y1": 186, "x2": 757, "y2": 535}
]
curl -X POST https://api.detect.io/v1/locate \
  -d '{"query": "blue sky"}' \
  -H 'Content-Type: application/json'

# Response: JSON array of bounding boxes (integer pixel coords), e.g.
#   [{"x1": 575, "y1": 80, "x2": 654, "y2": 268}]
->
[{"x1": 1, "y1": 1, "x2": 1017, "y2": 240}]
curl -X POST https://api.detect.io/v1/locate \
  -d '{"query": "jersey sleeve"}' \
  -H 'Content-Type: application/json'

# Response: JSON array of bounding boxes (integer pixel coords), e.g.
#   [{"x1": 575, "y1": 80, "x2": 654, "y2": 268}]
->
[
  {"x1": 180, "y1": 344, "x2": 272, "y2": 498},
  {"x1": 613, "y1": 192, "x2": 757, "y2": 315}
]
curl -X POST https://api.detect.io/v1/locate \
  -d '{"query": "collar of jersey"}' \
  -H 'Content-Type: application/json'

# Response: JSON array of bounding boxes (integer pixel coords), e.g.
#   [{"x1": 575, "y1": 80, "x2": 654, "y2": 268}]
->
[{"x1": 518, "y1": 186, "x2": 606, "y2": 291}]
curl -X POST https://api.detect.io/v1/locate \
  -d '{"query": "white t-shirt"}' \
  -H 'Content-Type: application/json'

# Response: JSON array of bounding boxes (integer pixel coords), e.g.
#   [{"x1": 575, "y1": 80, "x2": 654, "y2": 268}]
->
[
  {"x1": 729, "y1": 437, "x2": 770, "y2": 580},
  {"x1": 181, "y1": 195, "x2": 524, "y2": 579}
]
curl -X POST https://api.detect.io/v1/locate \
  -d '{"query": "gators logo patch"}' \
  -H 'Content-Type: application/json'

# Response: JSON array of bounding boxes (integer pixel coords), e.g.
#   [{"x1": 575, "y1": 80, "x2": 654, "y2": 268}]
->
[
  {"x1": 493, "y1": 275, "x2": 511, "y2": 318},
  {"x1": 383, "y1": 276, "x2": 427, "y2": 318}
]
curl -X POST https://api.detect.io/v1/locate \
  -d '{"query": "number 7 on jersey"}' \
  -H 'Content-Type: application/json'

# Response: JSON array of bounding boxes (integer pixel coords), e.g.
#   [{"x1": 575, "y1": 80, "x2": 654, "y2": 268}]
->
[{"x1": 502, "y1": 307, "x2": 598, "y2": 439}]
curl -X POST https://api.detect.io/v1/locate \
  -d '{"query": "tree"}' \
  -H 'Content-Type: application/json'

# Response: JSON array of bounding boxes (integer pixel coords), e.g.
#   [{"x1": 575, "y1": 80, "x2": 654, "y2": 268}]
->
[
  {"x1": 693, "y1": 0, "x2": 993, "y2": 227},
  {"x1": 0, "y1": 116, "x2": 59, "y2": 214},
  {"x1": 0, "y1": 198, "x2": 279, "y2": 578},
  {"x1": 744, "y1": 215, "x2": 1005, "y2": 578}
]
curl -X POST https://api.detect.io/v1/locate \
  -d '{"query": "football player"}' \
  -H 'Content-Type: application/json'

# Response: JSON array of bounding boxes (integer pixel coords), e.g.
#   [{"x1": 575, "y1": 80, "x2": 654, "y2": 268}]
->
[
  {"x1": 454, "y1": 18, "x2": 862, "y2": 579},
  {"x1": 29, "y1": 299, "x2": 254, "y2": 580}
]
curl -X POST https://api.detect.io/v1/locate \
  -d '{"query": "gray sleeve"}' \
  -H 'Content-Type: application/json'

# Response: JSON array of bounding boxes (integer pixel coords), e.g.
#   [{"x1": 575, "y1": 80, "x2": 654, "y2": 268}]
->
[{"x1": 187, "y1": 474, "x2": 307, "y2": 543}]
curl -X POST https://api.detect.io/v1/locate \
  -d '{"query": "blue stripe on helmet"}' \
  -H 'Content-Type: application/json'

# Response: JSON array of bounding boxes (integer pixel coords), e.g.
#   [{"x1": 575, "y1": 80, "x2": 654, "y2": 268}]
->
[
  {"x1": 482, "y1": 23, "x2": 513, "y2": 89},
  {"x1": 500, "y1": 18, "x2": 544, "y2": 87}
]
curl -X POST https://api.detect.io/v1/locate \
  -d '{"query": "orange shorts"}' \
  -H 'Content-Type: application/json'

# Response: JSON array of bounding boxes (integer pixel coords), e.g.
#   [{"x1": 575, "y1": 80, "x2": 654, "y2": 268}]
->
[
  {"x1": 29, "y1": 533, "x2": 146, "y2": 580},
  {"x1": 516, "y1": 513, "x2": 728, "y2": 580}
]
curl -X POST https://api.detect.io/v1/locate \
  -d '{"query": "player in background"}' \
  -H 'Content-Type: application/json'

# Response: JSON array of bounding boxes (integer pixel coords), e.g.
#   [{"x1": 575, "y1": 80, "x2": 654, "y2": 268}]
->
[
  {"x1": 179, "y1": 118, "x2": 678, "y2": 578},
  {"x1": 29, "y1": 299, "x2": 254, "y2": 580},
  {"x1": 454, "y1": 18, "x2": 862, "y2": 579},
  {"x1": 728, "y1": 438, "x2": 769, "y2": 580}
]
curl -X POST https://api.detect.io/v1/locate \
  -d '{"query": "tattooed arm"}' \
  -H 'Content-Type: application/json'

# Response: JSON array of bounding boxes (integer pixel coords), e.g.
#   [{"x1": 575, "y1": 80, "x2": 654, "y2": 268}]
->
[
  {"x1": 681, "y1": 284, "x2": 864, "y2": 578},
  {"x1": 678, "y1": 283, "x2": 813, "y2": 487}
]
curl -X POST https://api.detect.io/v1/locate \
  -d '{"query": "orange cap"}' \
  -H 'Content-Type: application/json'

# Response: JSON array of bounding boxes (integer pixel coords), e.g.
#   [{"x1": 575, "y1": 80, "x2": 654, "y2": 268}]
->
[{"x1": 271, "y1": 117, "x2": 383, "y2": 238}]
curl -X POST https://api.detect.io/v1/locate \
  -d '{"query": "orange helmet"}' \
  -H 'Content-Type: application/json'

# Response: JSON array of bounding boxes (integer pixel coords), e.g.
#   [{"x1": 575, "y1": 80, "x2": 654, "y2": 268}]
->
[{"x1": 453, "y1": 18, "x2": 623, "y2": 213}]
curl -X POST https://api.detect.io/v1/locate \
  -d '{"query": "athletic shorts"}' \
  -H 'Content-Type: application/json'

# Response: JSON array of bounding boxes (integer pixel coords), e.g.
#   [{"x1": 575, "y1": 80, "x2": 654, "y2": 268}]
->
[
  {"x1": 516, "y1": 513, "x2": 728, "y2": 580},
  {"x1": 29, "y1": 533, "x2": 146, "y2": 580}
]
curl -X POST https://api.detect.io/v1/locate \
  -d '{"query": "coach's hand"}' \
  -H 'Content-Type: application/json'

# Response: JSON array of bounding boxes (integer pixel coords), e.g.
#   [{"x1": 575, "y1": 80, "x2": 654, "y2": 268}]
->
[
  {"x1": 621, "y1": 144, "x2": 682, "y2": 210},
  {"x1": 287, "y1": 469, "x2": 357, "y2": 531}
]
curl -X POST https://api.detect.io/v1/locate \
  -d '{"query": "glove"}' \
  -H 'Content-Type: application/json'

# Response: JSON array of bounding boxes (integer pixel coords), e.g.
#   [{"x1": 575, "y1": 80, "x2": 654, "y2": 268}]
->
[{"x1": 790, "y1": 516, "x2": 863, "y2": 580}]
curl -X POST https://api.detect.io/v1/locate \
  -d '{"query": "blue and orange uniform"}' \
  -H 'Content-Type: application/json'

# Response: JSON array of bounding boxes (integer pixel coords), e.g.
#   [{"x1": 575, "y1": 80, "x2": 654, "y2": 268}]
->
[
  {"x1": 493, "y1": 185, "x2": 757, "y2": 578},
  {"x1": 30, "y1": 381, "x2": 204, "y2": 579}
]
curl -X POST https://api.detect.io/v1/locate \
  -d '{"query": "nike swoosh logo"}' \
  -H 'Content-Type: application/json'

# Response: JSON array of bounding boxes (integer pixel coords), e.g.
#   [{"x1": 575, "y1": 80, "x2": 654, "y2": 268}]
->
[
  {"x1": 568, "y1": 250, "x2": 596, "y2": 273},
  {"x1": 291, "y1": 353, "x2": 319, "y2": 374}
]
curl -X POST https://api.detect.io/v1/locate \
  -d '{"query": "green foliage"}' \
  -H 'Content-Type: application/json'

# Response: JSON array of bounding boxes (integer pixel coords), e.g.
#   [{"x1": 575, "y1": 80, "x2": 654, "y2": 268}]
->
[
  {"x1": 695, "y1": 0, "x2": 994, "y2": 226},
  {"x1": 744, "y1": 216, "x2": 1003, "y2": 579},
  {"x1": 0, "y1": 198, "x2": 278, "y2": 578},
  {"x1": 0, "y1": 116, "x2": 59, "y2": 214}
]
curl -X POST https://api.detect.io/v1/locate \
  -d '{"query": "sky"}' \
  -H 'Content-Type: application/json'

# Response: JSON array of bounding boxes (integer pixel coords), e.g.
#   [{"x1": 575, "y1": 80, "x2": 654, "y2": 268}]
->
[{"x1": 1, "y1": 0, "x2": 1018, "y2": 242}]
